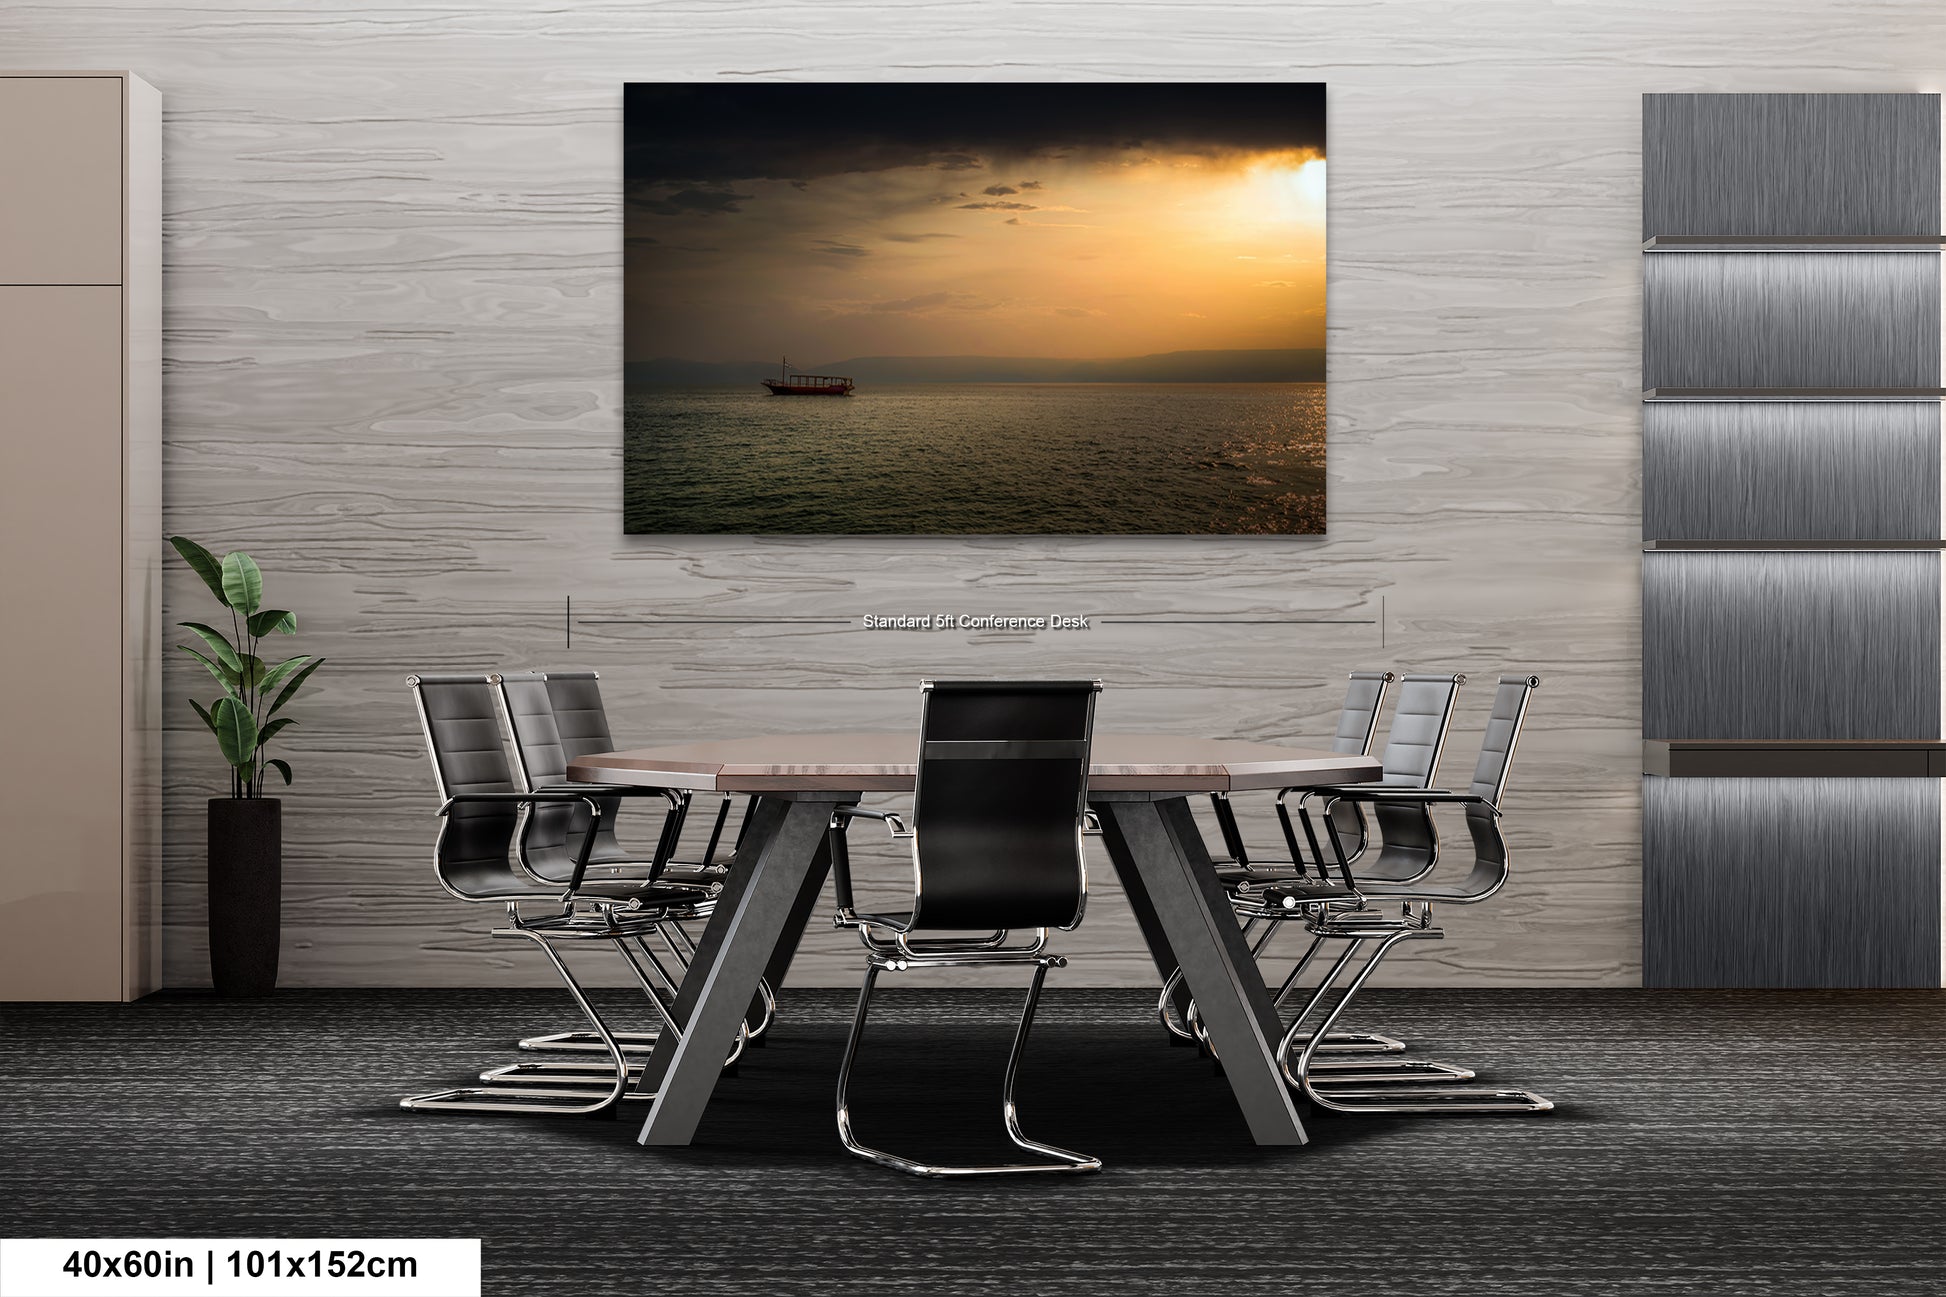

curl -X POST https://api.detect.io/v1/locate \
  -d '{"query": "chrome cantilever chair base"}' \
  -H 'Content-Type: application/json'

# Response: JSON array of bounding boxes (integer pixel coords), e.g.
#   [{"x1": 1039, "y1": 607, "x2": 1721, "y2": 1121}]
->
[
  {"x1": 482, "y1": 1059, "x2": 643, "y2": 1084},
  {"x1": 516, "y1": 1029, "x2": 663, "y2": 1055},
  {"x1": 1160, "y1": 913, "x2": 1411, "y2": 1055},
  {"x1": 1160, "y1": 965, "x2": 1406, "y2": 1054},
  {"x1": 1280, "y1": 919, "x2": 1553, "y2": 1115},
  {"x1": 836, "y1": 954, "x2": 1101, "y2": 1178},
  {"x1": 403, "y1": 912, "x2": 747, "y2": 1114},
  {"x1": 512, "y1": 923, "x2": 763, "y2": 1063},
  {"x1": 401, "y1": 925, "x2": 638, "y2": 1116},
  {"x1": 1178, "y1": 995, "x2": 1468, "y2": 1086},
  {"x1": 1170, "y1": 922, "x2": 1468, "y2": 1084},
  {"x1": 516, "y1": 913, "x2": 776, "y2": 1054}
]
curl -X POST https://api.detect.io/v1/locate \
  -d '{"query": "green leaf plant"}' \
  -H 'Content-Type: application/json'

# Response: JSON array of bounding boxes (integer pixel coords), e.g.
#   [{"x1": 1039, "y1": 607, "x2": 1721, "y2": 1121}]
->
[{"x1": 170, "y1": 537, "x2": 324, "y2": 798}]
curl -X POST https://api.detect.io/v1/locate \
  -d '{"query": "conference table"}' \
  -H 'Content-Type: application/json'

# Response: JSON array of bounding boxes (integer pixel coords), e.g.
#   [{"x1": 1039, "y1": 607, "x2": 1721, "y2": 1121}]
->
[{"x1": 568, "y1": 732, "x2": 1380, "y2": 1148}]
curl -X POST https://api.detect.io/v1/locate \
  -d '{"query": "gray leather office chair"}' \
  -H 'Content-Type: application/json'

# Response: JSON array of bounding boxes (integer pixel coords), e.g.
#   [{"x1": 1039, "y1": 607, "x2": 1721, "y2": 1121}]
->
[
  {"x1": 399, "y1": 673, "x2": 722, "y2": 1116},
  {"x1": 491, "y1": 670, "x2": 768, "y2": 1061},
  {"x1": 828, "y1": 680, "x2": 1103, "y2": 1177},
  {"x1": 1275, "y1": 674, "x2": 1552, "y2": 1114}
]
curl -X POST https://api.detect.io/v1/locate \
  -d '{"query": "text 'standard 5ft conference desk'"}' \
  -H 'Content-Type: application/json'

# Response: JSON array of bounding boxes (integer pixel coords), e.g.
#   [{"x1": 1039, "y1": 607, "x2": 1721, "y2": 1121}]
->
[{"x1": 568, "y1": 733, "x2": 1380, "y2": 1148}]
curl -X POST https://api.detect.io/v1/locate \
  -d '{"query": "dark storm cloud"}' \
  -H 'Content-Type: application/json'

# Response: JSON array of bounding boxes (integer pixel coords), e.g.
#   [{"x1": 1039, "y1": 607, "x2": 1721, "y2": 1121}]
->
[
  {"x1": 632, "y1": 185, "x2": 752, "y2": 216},
  {"x1": 959, "y1": 200, "x2": 1037, "y2": 211},
  {"x1": 624, "y1": 83, "x2": 1325, "y2": 186},
  {"x1": 816, "y1": 241, "x2": 871, "y2": 257},
  {"x1": 1018, "y1": 180, "x2": 1044, "y2": 189},
  {"x1": 982, "y1": 183, "x2": 1019, "y2": 196}
]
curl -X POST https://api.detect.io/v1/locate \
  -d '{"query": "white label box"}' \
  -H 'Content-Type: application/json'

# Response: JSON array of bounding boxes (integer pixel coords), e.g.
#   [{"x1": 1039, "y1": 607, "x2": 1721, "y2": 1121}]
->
[{"x1": 0, "y1": 1240, "x2": 480, "y2": 1297}]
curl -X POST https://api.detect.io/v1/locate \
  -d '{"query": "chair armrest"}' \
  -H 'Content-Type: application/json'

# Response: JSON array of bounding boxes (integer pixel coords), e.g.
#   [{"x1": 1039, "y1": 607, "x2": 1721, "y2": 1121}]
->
[
  {"x1": 832, "y1": 806, "x2": 912, "y2": 838},
  {"x1": 531, "y1": 781, "x2": 686, "y2": 809},
  {"x1": 1324, "y1": 788, "x2": 1501, "y2": 816},
  {"x1": 848, "y1": 910, "x2": 916, "y2": 934},
  {"x1": 438, "y1": 790, "x2": 606, "y2": 814},
  {"x1": 1276, "y1": 782, "x2": 1375, "y2": 804}
]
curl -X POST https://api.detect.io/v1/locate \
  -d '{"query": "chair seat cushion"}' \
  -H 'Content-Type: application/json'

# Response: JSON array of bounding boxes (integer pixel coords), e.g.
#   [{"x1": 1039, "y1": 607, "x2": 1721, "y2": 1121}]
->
[
  {"x1": 1356, "y1": 882, "x2": 1471, "y2": 901},
  {"x1": 581, "y1": 880, "x2": 714, "y2": 907},
  {"x1": 1216, "y1": 863, "x2": 1304, "y2": 886},
  {"x1": 1254, "y1": 877, "x2": 1360, "y2": 906},
  {"x1": 456, "y1": 873, "x2": 710, "y2": 908}
]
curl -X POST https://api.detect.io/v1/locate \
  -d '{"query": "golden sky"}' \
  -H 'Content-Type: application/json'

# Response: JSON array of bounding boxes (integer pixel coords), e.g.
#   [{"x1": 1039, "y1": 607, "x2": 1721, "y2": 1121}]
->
[{"x1": 627, "y1": 144, "x2": 1325, "y2": 364}]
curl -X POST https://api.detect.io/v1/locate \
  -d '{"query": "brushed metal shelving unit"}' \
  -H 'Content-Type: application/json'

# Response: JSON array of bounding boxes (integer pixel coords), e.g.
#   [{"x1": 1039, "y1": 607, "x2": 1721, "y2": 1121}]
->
[
  {"x1": 1644, "y1": 388, "x2": 1946, "y2": 401},
  {"x1": 1640, "y1": 93, "x2": 1946, "y2": 988}
]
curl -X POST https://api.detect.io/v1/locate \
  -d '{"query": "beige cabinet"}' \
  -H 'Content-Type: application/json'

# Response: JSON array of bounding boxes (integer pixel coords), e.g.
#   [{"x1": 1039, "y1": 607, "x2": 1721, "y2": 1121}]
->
[{"x1": 0, "y1": 72, "x2": 160, "y2": 1000}]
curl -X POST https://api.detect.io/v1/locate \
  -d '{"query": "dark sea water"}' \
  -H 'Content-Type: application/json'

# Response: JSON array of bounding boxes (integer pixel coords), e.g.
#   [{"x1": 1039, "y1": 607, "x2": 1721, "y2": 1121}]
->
[{"x1": 623, "y1": 382, "x2": 1325, "y2": 535}]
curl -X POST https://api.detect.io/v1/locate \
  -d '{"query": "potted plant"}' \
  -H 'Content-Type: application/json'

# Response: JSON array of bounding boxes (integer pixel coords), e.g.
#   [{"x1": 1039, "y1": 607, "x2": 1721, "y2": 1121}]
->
[{"x1": 170, "y1": 537, "x2": 325, "y2": 997}]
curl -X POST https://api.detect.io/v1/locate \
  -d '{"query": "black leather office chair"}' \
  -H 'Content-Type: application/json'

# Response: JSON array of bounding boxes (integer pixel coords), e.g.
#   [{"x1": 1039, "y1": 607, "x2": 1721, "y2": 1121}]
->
[
  {"x1": 1275, "y1": 671, "x2": 1467, "y2": 887},
  {"x1": 1209, "y1": 670, "x2": 1394, "y2": 878},
  {"x1": 1162, "y1": 671, "x2": 1394, "y2": 1046},
  {"x1": 500, "y1": 670, "x2": 741, "y2": 879},
  {"x1": 1190, "y1": 671, "x2": 1475, "y2": 1083},
  {"x1": 1166, "y1": 671, "x2": 1463, "y2": 1060},
  {"x1": 1249, "y1": 670, "x2": 1466, "y2": 992},
  {"x1": 1166, "y1": 672, "x2": 1472, "y2": 1085},
  {"x1": 491, "y1": 670, "x2": 767, "y2": 1061},
  {"x1": 828, "y1": 679, "x2": 1103, "y2": 1177},
  {"x1": 400, "y1": 673, "x2": 720, "y2": 1116},
  {"x1": 1275, "y1": 674, "x2": 1552, "y2": 1114}
]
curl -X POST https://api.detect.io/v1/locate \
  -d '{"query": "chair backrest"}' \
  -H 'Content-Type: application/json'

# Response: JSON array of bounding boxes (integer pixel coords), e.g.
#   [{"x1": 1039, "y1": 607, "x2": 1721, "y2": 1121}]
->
[
  {"x1": 1324, "y1": 670, "x2": 1395, "y2": 860},
  {"x1": 1451, "y1": 674, "x2": 1541, "y2": 901},
  {"x1": 908, "y1": 679, "x2": 1100, "y2": 932},
  {"x1": 1331, "y1": 670, "x2": 1395, "y2": 756},
  {"x1": 494, "y1": 670, "x2": 628, "y2": 882},
  {"x1": 542, "y1": 670, "x2": 617, "y2": 763},
  {"x1": 408, "y1": 673, "x2": 525, "y2": 900},
  {"x1": 497, "y1": 670, "x2": 571, "y2": 788},
  {"x1": 1376, "y1": 672, "x2": 1465, "y2": 787},
  {"x1": 1348, "y1": 673, "x2": 1464, "y2": 884},
  {"x1": 1469, "y1": 675, "x2": 1540, "y2": 809}
]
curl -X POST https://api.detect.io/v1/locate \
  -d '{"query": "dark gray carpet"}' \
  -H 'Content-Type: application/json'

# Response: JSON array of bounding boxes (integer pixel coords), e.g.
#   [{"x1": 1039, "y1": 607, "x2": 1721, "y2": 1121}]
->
[{"x1": 1, "y1": 987, "x2": 1942, "y2": 1295}]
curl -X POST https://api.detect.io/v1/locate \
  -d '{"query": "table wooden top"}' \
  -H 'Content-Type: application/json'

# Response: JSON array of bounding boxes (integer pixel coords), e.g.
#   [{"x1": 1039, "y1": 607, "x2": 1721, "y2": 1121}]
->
[{"x1": 567, "y1": 732, "x2": 1379, "y2": 794}]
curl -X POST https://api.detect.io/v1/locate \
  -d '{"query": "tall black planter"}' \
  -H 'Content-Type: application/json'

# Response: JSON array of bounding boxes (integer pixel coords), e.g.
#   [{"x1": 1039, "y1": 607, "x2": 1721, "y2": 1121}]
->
[{"x1": 208, "y1": 797, "x2": 282, "y2": 997}]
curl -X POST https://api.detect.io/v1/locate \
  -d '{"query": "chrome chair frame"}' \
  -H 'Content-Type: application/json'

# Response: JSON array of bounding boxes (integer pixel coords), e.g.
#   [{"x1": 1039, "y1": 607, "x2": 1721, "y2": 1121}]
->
[
  {"x1": 489, "y1": 670, "x2": 769, "y2": 1059},
  {"x1": 398, "y1": 673, "x2": 727, "y2": 1116},
  {"x1": 1208, "y1": 669, "x2": 1395, "y2": 878},
  {"x1": 1163, "y1": 669, "x2": 1404, "y2": 1049},
  {"x1": 836, "y1": 950, "x2": 1097, "y2": 1178},
  {"x1": 398, "y1": 788, "x2": 704, "y2": 1115},
  {"x1": 1209, "y1": 672, "x2": 1466, "y2": 1065},
  {"x1": 827, "y1": 679, "x2": 1104, "y2": 1177},
  {"x1": 1168, "y1": 670, "x2": 1458, "y2": 1061},
  {"x1": 1273, "y1": 675, "x2": 1553, "y2": 1115}
]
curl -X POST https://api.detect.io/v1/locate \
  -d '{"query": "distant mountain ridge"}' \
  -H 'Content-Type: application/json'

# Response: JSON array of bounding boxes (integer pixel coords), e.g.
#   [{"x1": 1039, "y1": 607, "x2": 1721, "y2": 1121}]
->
[{"x1": 626, "y1": 349, "x2": 1324, "y2": 386}]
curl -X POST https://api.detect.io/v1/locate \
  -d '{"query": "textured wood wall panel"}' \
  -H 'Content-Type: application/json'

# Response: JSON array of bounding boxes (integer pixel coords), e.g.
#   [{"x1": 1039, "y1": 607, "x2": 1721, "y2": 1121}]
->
[
  {"x1": 1644, "y1": 777, "x2": 1941, "y2": 986},
  {"x1": 9, "y1": 0, "x2": 1946, "y2": 988},
  {"x1": 1643, "y1": 254, "x2": 1942, "y2": 390},
  {"x1": 1643, "y1": 402, "x2": 1942, "y2": 540},
  {"x1": 1643, "y1": 551, "x2": 1942, "y2": 740},
  {"x1": 1643, "y1": 93, "x2": 1941, "y2": 237}
]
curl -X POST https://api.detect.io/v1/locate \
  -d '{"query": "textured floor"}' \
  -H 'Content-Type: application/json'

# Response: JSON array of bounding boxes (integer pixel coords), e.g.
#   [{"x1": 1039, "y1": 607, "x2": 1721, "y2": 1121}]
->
[{"x1": 2, "y1": 987, "x2": 1943, "y2": 1295}]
